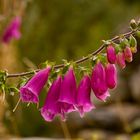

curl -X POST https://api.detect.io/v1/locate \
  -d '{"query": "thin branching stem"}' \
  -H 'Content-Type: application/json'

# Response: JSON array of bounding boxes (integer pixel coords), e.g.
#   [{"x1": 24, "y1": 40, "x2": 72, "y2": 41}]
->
[{"x1": 6, "y1": 29, "x2": 137, "y2": 78}]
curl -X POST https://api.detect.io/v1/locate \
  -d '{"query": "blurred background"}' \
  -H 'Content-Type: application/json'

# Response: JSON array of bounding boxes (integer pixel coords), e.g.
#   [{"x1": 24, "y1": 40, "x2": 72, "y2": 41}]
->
[{"x1": 0, "y1": 0, "x2": 140, "y2": 139}]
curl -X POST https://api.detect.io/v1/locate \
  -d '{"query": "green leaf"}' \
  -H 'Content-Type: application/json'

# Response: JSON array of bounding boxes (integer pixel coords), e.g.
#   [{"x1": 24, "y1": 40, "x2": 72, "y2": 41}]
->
[
  {"x1": 5, "y1": 86, "x2": 19, "y2": 96},
  {"x1": 9, "y1": 87, "x2": 19, "y2": 93},
  {"x1": 62, "y1": 64, "x2": 70, "y2": 75},
  {"x1": 50, "y1": 69, "x2": 60, "y2": 79},
  {"x1": 17, "y1": 77, "x2": 29, "y2": 88},
  {"x1": 61, "y1": 60, "x2": 72, "y2": 75},
  {"x1": 39, "y1": 60, "x2": 49, "y2": 68},
  {"x1": 0, "y1": 71, "x2": 7, "y2": 92}
]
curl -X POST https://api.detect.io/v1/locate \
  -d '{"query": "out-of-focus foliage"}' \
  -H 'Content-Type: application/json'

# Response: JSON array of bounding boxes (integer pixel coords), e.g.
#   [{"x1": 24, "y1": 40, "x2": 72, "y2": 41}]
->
[
  {"x1": 1, "y1": 0, "x2": 140, "y2": 139},
  {"x1": 20, "y1": 0, "x2": 140, "y2": 64}
]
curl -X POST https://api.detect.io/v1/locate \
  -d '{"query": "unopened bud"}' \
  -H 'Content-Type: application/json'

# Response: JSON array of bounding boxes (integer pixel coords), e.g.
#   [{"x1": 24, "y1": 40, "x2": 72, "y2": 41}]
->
[{"x1": 130, "y1": 19, "x2": 137, "y2": 30}]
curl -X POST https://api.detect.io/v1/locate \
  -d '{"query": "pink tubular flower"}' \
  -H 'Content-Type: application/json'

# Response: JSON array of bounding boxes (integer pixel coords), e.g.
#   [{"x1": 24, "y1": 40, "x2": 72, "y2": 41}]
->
[
  {"x1": 105, "y1": 63, "x2": 117, "y2": 89},
  {"x1": 2, "y1": 16, "x2": 21, "y2": 43},
  {"x1": 20, "y1": 67, "x2": 51, "y2": 103},
  {"x1": 76, "y1": 75, "x2": 95, "y2": 117},
  {"x1": 116, "y1": 52, "x2": 126, "y2": 69},
  {"x1": 41, "y1": 76, "x2": 62, "y2": 122},
  {"x1": 97, "y1": 90, "x2": 110, "y2": 102},
  {"x1": 91, "y1": 62, "x2": 109, "y2": 101},
  {"x1": 107, "y1": 45, "x2": 116, "y2": 64},
  {"x1": 124, "y1": 46, "x2": 133, "y2": 62},
  {"x1": 58, "y1": 67, "x2": 77, "y2": 113}
]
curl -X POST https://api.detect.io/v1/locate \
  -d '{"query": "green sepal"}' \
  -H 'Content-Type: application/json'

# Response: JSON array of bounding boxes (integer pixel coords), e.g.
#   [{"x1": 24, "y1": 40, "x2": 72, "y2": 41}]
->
[
  {"x1": 130, "y1": 19, "x2": 138, "y2": 30},
  {"x1": 61, "y1": 60, "x2": 71, "y2": 75},
  {"x1": 77, "y1": 66, "x2": 91, "y2": 80},
  {"x1": 39, "y1": 60, "x2": 55, "y2": 69},
  {"x1": 129, "y1": 35, "x2": 137, "y2": 48},
  {"x1": 102, "y1": 40, "x2": 112, "y2": 46},
  {"x1": 0, "y1": 84, "x2": 5, "y2": 93},
  {"x1": 61, "y1": 60, "x2": 77, "y2": 80},
  {"x1": 61, "y1": 65, "x2": 69, "y2": 75},
  {"x1": 0, "y1": 71, "x2": 7, "y2": 83},
  {"x1": 90, "y1": 59, "x2": 96, "y2": 67},
  {"x1": 90, "y1": 56, "x2": 97, "y2": 67},
  {"x1": 136, "y1": 31, "x2": 140, "y2": 38},
  {"x1": 39, "y1": 60, "x2": 49, "y2": 69},
  {"x1": 97, "y1": 53, "x2": 107, "y2": 65},
  {"x1": 50, "y1": 69, "x2": 61, "y2": 80},
  {"x1": 112, "y1": 43, "x2": 122, "y2": 53},
  {"x1": 119, "y1": 37, "x2": 129, "y2": 49},
  {"x1": 5, "y1": 86, "x2": 19, "y2": 96}
]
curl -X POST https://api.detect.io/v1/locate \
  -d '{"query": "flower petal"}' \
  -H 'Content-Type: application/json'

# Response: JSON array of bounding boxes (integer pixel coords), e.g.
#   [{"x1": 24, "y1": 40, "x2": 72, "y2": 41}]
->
[{"x1": 20, "y1": 67, "x2": 51, "y2": 103}]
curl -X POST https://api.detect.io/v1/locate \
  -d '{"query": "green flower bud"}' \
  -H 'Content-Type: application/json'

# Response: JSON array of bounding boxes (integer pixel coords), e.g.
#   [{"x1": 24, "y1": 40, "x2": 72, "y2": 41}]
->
[
  {"x1": 130, "y1": 19, "x2": 138, "y2": 30},
  {"x1": 129, "y1": 35, "x2": 137, "y2": 53}
]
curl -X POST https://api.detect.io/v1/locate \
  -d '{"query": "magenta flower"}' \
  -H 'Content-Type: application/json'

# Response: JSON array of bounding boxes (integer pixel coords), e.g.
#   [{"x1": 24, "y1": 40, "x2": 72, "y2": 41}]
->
[
  {"x1": 96, "y1": 90, "x2": 110, "y2": 101},
  {"x1": 58, "y1": 67, "x2": 77, "y2": 113},
  {"x1": 20, "y1": 67, "x2": 51, "y2": 103},
  {"x1": 105, "y1": 63, "x2": 117, "y2": 89},
  {"x1": 91, "y1": 62, "x2": 109, "y2": 101},
  {"x1": 2, "y1": 16, "x2": 21, "y2": 43},
  {"x1": 116, "y1": 52, "x2": 126, "y2": 69},
  {"x1": 41, "y1": 76, "x2": 62, "y2": 122},
  {"x1": 76, "y1": 75, "x2": 95, "y2": 117},
  {"x1": 124, "y1": 46, "x2": 133, "y2": 62},
  {"x1": 107, "y1": 45, "x2": 116, "y2": 64}
]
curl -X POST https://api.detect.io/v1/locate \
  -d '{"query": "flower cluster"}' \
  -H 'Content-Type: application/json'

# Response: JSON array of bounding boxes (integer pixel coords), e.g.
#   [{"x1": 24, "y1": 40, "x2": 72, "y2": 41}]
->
[
  {"x1": 107, "y1": 41, "x2": 136, "y2": 69},
  {"x1": 20, "y1": 66, "x2": 95, "y2": 121},
  {"x1": 1, "y1": 16, "x2": 21, "y2": 44},
  {"x1": 19, "y1": 36, "x2": 137, "y2": 122}
]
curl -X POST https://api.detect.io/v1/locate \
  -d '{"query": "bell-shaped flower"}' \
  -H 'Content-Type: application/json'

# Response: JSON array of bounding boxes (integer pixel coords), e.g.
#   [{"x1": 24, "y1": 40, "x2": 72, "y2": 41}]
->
[
  {"x1": 2, "y1": 16, "x2": 21, "y2": 43},
  {"x1": 76, "y1": 75, "x2": 95, "y2": 117},
  {"x1": 107, "y1": 45, "x2": 116, "y2": 64},
  {"x1": 97, "y1": 90, "x2": 110, "y2": 101},
  {"x1": 41, "y1": 76, "x2": 62, "y2": 122},
  {"x1": 116, "y1": 52, "x2": 126, "y2": 69},
  {"x1": 91, "y1": 62, "x2": 109, "y2": 101},
  {"x1": 105, "y1": 63, "x2": 117, "y2": 89},
  {"x1": 20, "y1": 67, "x2": 51, "y2": 103},
  {"x1": 124, "y1": 46, "x2": 133, "y2": 62},
  {"x1": 58, "y1": 67, "x2": 77, "y2": 113}
]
